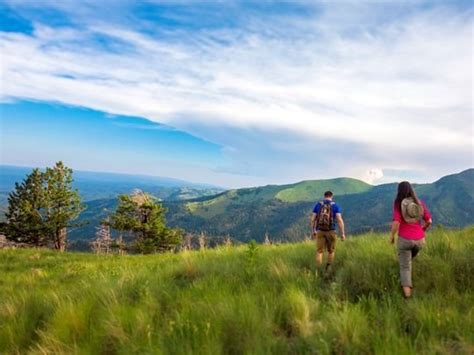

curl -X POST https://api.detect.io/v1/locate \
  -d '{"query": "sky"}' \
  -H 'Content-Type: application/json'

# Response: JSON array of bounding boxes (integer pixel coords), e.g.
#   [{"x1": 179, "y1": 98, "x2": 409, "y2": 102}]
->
[{"x1": 0, "y1": 0, "x2": 472, "y2": 188}]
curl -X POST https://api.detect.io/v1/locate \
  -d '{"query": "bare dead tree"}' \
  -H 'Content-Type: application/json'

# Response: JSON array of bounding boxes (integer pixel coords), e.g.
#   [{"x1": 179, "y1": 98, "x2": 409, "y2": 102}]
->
[
  {"x1": 264, "y1": 232, "x2": 271, "y2": 246},
  {"x1": 198, "y1": 232, "x2": 206, "y2": 250},
  {"x1": 0, "y1": 234, "x2": 7, "y2": 249},
  {"x1": 130, "y1": 189, "x2": 151, "y2": 206},
  {"x1": 116, "y1": 235, "x2": 126, "y2": 255},
  {"x1": 92, "y1": 222, "x2": 112, "y2": 254},
  {"x1": 90, "y1": 239, "x2": 100, "y2": 254},
  {"x1": 224, "y1": 234, "x2": 232, "y2": 247},
  {"x1": 183, "y1": 233, "x2": 193, "y2": 251}
]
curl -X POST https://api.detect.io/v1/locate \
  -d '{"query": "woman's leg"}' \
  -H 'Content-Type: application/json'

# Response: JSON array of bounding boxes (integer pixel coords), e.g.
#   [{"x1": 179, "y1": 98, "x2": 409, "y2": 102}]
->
[
  {"x1": 411, "y1": 238, "x2": 425, "y2": 258},
  {"x1": 398, "y1": 238, "x2": 414, "y2": 297}
]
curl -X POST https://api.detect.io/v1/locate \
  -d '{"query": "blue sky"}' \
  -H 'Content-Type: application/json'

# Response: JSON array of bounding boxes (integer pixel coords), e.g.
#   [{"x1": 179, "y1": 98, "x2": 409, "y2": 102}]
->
[
  {"x1": 0, "y1": 0, "x2": 472, "y2": 187},
  {"x1": 1, "y1": 101, "x2": 225, "y2": 177}
]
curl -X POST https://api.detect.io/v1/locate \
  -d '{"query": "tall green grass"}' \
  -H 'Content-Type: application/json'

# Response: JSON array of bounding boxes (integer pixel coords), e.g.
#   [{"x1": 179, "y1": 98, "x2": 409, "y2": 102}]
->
[{"x1": 1, "y1": 227, "x2": 473, "y2": 354}]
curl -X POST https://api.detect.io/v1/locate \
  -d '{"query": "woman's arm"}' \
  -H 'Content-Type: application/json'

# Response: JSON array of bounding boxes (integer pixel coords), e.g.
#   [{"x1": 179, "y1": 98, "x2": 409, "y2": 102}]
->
[
  {"x1": 422, "y1": 218, "x2": 432, "y2": 231},
  {"x1": 390, "y1": 221, "x2": 400, "y2": 244},
  {"x1": 421, "y1": 202, "x2": 432, "y2": 231},
  {"x1": 391, "y1": 202, "x2": 401, "y2": 244}
]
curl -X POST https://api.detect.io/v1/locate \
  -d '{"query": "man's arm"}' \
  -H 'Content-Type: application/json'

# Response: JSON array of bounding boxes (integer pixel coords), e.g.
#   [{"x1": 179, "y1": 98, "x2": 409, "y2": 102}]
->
[
  {"x1": 311, "y1": 213, "x2": 317, "y2": 236},
  {"x1": 336, "y1": 213, "x2": 346, "y2": 240},
  {"x1": 390, "y1": 221, "x2": 400, "y2": 244}
]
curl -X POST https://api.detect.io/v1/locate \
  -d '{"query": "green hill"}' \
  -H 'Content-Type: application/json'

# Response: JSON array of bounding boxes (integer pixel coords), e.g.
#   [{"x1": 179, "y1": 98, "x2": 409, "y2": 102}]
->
[
  {"x1": 177, "y1": 177, "x2": 374, "y2": 239},
  {"x1": 275, "y1": 178, "x2": 372, "y2": 203},
  {"x1": 166, "y1": 169, "x2": 473, "y2": 242},
  {"x1": 4, "y1": 169, "x2": 473, "y2": 243},
  {"x1": 1, "y1": 228, "x2": 473, "y2": 354}
]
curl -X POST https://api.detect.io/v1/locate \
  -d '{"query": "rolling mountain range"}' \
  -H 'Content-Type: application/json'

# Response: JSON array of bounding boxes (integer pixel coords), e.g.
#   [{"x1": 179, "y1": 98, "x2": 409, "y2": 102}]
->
[
  {"x1": 1, "y1": 165, "x2": 473, "y2": 243},
  {"x1": 164, "y1": 169, "x2": 473, "y2": 242}
]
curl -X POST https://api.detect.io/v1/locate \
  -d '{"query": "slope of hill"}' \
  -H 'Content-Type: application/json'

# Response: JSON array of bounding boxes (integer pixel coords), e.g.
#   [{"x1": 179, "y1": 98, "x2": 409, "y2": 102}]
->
[
  {"x1": 67, "y1": 169, "x2": 474, "y2": 242},
  {"x1": 2, "y1": 167, "x2": 473, "y2": 242},
  {"x1": 186, "y1": 178, "x2": 371, "y2": 219},
  {"x1": 166, "y1": 169, "x2": 473, "y2": 242},
  {"x1": 275, "y1": 178, "x2": 372, "y2": 202},
  {"x1": 1, "y1": 228, "x2": 473, "y2": 354}
]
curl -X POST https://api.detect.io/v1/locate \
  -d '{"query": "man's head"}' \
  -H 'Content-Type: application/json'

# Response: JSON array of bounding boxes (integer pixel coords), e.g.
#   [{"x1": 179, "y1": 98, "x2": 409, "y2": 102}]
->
[{"x1": 324, "y1": 191, "x2": 333, "y2": 199}]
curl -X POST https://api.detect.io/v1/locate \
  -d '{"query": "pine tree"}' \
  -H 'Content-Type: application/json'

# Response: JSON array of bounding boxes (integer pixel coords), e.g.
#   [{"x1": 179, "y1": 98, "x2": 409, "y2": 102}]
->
[
  {"x1": 5, "y1": 169, "x2": 47, "y2": 246},
  {"x1": 110, "y1": 190, "x2": 182, "y2": 253},
  {"x1": 43, "y1": 162, "x2": 84, "y2": 251},
  {"x1": 5, "y1": 162, "x2": 84, "y2": 250}
]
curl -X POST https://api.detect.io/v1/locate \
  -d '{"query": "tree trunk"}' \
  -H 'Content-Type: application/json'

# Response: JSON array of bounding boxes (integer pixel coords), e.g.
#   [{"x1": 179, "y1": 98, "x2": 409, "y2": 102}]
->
[{"x1": 55, "y1": 228, "x2": 67, "y2": 252}]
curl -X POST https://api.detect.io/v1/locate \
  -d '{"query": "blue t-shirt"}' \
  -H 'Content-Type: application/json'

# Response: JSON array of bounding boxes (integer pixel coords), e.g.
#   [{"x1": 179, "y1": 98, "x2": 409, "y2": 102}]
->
[{"x1": 313, "y1": 199, "x2": 342, "y2": 231}]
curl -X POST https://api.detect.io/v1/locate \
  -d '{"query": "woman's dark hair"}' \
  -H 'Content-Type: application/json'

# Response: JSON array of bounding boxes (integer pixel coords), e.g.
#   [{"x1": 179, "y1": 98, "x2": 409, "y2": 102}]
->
[{"x1": 394, "y1": 181, "x2": 420, "y2": 211}]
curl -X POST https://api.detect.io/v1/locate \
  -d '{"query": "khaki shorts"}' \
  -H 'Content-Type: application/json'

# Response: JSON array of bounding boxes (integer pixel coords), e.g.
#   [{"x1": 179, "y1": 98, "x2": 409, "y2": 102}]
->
[{"x1": 316, "y1": 230, "x2": 337, "y2": 253}]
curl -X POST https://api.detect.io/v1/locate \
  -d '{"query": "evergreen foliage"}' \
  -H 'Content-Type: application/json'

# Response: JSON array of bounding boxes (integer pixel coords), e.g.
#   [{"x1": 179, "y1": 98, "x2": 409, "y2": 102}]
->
[
  {"x1": 4, "y1": 162, "x2": 84, "y2": 250},
  {"x1": 43, "y1": 162, "x2": 84, "y2": 250},
  {"x1": 5, "y1": 169, "x2": 46, "y2": 246},
  {"x1": 110, "y1": 190, "x2": 183, "y2": 253}
]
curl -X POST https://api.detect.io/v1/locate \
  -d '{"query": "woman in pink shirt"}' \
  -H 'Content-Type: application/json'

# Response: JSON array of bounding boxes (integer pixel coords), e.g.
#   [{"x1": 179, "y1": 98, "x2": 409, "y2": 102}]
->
[{"x1": 390, "y1": 181, "x2": 432, "y2": 298}]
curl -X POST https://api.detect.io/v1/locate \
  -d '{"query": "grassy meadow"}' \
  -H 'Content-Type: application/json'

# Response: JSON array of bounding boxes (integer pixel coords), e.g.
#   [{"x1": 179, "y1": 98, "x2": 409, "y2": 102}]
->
[{"x1": 1, "y1": 227, "x2": 473, "y2": 354}]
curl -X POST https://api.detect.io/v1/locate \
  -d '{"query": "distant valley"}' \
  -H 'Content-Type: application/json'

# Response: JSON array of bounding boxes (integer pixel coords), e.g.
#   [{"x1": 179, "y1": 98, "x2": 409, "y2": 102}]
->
[{"x1": 0, "y1": 165, "x2": 223, "y2": 224}]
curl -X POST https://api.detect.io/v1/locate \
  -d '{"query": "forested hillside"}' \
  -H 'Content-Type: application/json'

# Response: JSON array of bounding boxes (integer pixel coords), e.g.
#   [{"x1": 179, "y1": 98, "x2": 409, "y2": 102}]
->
[
  {"x1": 165, "y1": 169, "x2": 474, "y2": 242},
  {"x1": 2, "y1": 167, "x2": 472, "y2": 243}
]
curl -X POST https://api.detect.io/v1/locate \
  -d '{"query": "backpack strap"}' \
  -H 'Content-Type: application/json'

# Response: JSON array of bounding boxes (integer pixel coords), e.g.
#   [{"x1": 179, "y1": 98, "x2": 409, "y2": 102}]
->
[
  {"x1": 314, "y1": 201, "x2": 324, "y2": 230},
  {"x1": 315, "y1": 201, "x2": 324, "y2": 218},
  {"x1": 329, "y1": 201, "x2": 335, "y2": 217}
]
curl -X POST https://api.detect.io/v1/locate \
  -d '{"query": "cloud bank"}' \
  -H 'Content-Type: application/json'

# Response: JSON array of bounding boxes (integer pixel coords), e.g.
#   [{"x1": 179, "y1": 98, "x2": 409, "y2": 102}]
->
[{"x1": 1, "y1": 1, "x2": 472, "y2": 186}]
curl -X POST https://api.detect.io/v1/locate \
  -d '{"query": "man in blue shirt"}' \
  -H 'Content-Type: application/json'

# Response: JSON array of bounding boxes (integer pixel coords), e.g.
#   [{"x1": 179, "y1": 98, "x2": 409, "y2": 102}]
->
[{"x1": 311, "y1": 191, "x2": 346, "y2": 270}]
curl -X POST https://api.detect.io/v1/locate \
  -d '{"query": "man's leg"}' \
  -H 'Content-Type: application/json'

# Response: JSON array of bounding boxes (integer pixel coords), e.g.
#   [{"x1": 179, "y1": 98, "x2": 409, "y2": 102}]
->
[
  {"x1": 327, "y1": 251, "x2": 335, "y2": 265},
  {"x1": 316, "y1": 251, "x2": 323, "y2": 267},
  {"x1": 315, "y1": 232, "x2": 325, "y2": 267},
  {"x1": 325, "y1": 231, "x2": 337, "y2": 269}
]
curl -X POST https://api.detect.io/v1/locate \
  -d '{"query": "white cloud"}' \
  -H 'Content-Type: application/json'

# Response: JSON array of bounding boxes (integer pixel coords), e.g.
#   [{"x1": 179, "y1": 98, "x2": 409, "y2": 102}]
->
[
  {"x1": 364, "y1": 168, "x2": 384, "y2": 184},
  {"x1": 0, "y1": 3, "x2": 472, "y2": 186}
]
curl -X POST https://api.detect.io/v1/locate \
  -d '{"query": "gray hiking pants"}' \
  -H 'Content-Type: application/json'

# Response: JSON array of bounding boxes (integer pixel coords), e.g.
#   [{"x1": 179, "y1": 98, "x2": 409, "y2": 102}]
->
[{"x1": 397, "y1": 237, "x2": 425, "y2": 288}]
